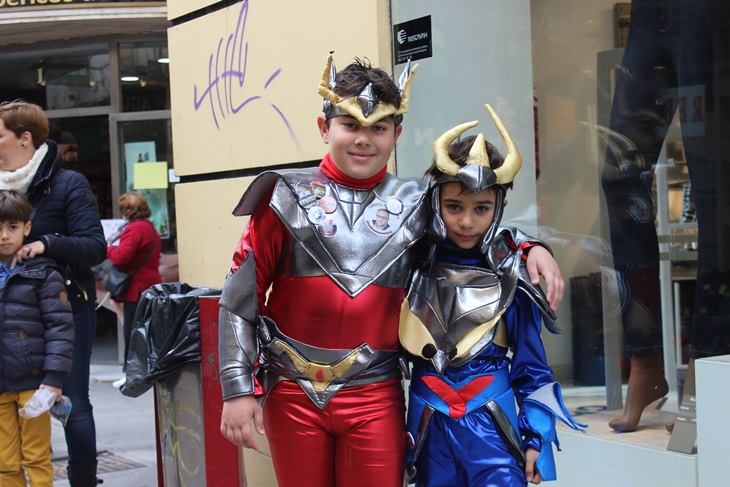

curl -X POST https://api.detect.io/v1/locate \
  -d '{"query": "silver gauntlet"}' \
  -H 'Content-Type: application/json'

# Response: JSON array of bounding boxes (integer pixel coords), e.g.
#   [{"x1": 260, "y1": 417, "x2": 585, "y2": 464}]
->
[{"x1": 219, "y1": 251, "x2": 260, "y2": 399}]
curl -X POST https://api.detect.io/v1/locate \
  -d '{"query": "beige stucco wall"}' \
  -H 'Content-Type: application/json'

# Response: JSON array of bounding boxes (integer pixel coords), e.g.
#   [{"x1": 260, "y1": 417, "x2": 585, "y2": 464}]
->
[
  {"x1": 174, "y1": 176, "x2": 251, "y2": 288},
  {"x1": 169, "y1": 0, "x2": 392, "y2": 177}
]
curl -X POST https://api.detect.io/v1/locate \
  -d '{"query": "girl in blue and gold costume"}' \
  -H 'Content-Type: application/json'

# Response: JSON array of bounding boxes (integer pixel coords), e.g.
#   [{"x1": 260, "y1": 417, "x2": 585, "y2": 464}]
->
[{"x1": 400, "y1": 105, "x2": 586, "y2": 486}]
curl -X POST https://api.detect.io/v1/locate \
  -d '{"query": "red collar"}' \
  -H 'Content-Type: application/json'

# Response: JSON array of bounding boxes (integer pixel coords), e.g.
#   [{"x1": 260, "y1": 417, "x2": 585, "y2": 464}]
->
[{"x1": 319, "y1": 153, "x2": 387, "y2": 189}]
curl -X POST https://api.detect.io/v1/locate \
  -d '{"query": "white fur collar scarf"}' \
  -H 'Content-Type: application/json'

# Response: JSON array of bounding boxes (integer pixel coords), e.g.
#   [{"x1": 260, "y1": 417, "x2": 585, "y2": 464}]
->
[{"x1": 0, "y1": 143, "x2": 48, "y2": 193}]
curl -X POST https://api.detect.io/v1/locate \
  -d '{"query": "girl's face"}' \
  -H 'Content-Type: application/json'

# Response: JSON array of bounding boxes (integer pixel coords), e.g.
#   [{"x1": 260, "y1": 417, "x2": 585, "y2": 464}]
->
[{"x1": 440, "y1": 182, "x2": 499, "y2": 250}]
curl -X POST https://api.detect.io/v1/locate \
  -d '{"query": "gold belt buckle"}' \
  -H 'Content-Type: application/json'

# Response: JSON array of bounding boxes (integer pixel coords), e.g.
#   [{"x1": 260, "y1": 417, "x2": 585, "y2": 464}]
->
[{"x1": 276, "y1": 341, "x2": 362, "y2": 392}]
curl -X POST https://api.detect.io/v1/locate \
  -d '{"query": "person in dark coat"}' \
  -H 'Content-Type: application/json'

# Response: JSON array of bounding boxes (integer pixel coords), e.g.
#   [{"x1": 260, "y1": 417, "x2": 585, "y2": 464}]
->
[
  {"x1": 107, "y1": 191, "x2": 162, "y2": 387},
  {"x1": 0, "y1": 100, "x2": 106, "y2": 486}
]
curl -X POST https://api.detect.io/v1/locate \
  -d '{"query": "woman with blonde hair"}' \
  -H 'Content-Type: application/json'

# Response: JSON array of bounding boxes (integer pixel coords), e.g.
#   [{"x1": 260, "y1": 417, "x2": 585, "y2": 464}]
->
[{"x1": 107, "y1": 192, "x2": 161, "y2": 387}]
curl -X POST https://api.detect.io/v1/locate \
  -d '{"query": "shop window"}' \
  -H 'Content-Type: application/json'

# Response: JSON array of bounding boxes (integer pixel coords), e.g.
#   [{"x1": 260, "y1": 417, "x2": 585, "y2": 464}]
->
[
  {"x1": 118, "y1": 41, "x2": 170, "y2": 112},
  {"x1": 0, "y1": 44, "x2": 110, "y2": 110},
  {"x1": 48, "y1": 115, "x2": 112, "y2": 218}
]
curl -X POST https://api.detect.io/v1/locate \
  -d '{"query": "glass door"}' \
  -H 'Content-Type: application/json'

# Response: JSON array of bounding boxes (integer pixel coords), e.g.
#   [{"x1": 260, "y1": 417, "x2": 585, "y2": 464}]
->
[{"x1": 113, "y1": 114, "x2": 176, "y2": 253}]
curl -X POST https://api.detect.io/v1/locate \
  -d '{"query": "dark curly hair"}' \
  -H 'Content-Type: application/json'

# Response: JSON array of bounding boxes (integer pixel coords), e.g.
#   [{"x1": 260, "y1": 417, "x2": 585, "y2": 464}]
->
[
  {"x1": 329, "y1": 57, "x2": 402, "y2": 110},
  {"x1": 425, "y1": 135, "x2": 513, "y2": 192}
]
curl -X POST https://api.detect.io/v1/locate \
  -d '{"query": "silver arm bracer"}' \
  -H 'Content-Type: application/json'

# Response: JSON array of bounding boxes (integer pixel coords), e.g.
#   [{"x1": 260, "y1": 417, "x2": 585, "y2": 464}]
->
[{"x1": 219, "y1": 250, "x2": 260, "y2": 400}]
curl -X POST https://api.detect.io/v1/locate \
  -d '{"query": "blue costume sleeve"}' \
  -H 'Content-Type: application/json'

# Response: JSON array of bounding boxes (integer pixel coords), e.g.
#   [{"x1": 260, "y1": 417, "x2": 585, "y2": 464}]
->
[
  {"x1": 523, "y1": 382, "x2": 587, "y2": 481},
  {"x1": 504, "y1": 292, "x2": 554, "y2": 440},
  {"x1": 504, "y1": 291, "x2": 587, "y2": 481}
]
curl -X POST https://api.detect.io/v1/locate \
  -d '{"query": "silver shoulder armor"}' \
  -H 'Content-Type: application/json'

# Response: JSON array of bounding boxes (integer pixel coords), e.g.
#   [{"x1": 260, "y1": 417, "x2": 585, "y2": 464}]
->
[
  {"x1": 490, "y1": 227, "x2": 560, "y2": 335},
  {"x1": 232, "y1": 171, "x2": 284, "y2": 216},
  {"x1": 399, "y1": 256, "x2": 520, "y2": 373},
  {"x1": 219, "y1": 251, "x2": 260, "y2": 399},
  {"x1": 516, "y1": 263, "x2": 561, "y2": 335}
]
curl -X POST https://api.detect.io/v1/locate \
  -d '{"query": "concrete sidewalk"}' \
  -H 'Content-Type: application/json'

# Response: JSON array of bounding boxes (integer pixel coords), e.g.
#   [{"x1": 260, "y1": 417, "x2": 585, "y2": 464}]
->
[{"x1": 52, "y1": 346, "x2": 159, "y2": 486}]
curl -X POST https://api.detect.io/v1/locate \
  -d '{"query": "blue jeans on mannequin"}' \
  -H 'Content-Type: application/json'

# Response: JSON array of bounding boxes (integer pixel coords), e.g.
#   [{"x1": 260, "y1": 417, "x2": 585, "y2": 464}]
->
[
  {"x1": 602, "y1": 0, "x2": 730, "y2": 432},
  {"x1": 63, "y1": 304, "x2": 98, "y2": 472}
]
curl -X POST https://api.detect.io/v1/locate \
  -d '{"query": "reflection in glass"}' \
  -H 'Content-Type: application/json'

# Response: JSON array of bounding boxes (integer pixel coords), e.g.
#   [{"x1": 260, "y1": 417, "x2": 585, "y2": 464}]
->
[
  {"x1": 118, "y1": 42, "x2": 170, "y2": 112},
  {"x1": 0, "y1": 44, "x2": 110, "y2": 110},
  {"x1": 118, "y1": 119, "x2": 175, "y2": 252}
]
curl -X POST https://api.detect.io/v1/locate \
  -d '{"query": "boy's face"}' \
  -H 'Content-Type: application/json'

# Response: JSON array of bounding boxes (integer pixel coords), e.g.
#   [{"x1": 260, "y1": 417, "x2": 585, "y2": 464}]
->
[
  {"x1": 0, "y1": 220, "x2": 31, "y2": 264},
  {"x1": 440, "y1": 182, "x2": 499, "y2": 250},
  {"x1": 318, "y1": 115, "x2": 402, "y2": 179}
]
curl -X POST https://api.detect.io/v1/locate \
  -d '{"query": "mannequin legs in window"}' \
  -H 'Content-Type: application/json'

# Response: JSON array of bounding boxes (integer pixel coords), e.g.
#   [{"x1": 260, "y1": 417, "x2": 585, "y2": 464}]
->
[
  {"x1": 601, "y1": 112, "x2": 669, "y2": 432},
  {"x1": 603, "y1": 0, "x2": 730, "y2": 433}
]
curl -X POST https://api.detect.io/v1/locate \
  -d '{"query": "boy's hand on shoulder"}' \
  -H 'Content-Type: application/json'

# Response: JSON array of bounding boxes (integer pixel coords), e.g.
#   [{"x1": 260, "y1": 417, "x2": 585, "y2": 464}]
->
[
  {"x1": 221, "y1": 395, "x2": 265, "y2": 450},
  {"x1": 525, "y1": 447, "x2": 543, "y2": 484},
  {"x1": 525, "y1": 246, "x2": 564, "y2": 311}
]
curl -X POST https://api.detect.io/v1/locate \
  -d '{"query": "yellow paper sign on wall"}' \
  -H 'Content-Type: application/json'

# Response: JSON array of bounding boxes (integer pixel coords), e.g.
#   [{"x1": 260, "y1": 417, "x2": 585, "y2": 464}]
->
[{"x1": 134, "y1": 162, "x2": 169, "y2": 189}]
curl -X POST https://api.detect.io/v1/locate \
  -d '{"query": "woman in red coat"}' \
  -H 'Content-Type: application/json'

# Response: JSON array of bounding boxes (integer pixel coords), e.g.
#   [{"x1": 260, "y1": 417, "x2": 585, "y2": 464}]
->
[{"x1": 107, "y1": 192, "x2": 161, "y2": 385}]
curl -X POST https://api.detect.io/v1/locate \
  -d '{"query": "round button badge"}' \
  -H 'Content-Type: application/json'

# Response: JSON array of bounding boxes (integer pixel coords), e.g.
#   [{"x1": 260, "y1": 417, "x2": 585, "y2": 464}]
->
[
  {"x1": 318, "y1": 196, "x2": 337, "y2": 214},
  {"x1": 386, "y1": 197, "x2": 404, "y2": 215},
  {"x1": 307, "y1": 206, "x2": 326, "y2": 224}
]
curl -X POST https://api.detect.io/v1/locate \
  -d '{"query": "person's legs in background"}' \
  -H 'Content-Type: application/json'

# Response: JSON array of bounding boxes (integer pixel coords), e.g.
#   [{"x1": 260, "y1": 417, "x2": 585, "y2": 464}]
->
[
  {"x1": 63, "y1": 304, "x2": 100, "y2": 486},
  {"x1": 112, "y1": 299, "x2": 139, "y2": 389},
  {"x1": 122, "y1": 300, "x2": 138, "y2": 372}
]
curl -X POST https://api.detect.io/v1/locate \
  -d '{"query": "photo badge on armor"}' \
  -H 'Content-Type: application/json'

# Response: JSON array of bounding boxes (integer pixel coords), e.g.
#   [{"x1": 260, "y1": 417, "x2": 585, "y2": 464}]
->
[{"x1": 365, "y1": 201, "x2": 401, "y2": 235}]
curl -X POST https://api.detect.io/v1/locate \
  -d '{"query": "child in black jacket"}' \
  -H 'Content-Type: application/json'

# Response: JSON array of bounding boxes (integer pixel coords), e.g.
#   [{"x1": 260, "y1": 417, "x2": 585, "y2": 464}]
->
[{"x1": 0, "y1": 189, "x2": 74, "y2": 486}]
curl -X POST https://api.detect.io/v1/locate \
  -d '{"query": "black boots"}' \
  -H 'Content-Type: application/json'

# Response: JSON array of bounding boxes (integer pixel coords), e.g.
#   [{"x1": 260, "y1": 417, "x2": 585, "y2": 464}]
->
[{"x1": 66, "y1": 463, "x2": 103, "y2": 486}]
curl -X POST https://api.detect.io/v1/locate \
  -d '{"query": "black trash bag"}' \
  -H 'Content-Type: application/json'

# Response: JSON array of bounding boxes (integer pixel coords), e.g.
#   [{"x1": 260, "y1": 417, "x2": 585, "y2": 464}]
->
[{"x1": 121, "y1": 282, "x2": 221, "y2": 397}]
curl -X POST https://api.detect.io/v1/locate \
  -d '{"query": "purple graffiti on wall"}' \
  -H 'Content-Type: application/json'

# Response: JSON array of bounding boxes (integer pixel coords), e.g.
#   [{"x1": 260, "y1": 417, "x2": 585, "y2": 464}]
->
[{"x1": 193, "y1": 0, "x2": 300, "y2": 150}]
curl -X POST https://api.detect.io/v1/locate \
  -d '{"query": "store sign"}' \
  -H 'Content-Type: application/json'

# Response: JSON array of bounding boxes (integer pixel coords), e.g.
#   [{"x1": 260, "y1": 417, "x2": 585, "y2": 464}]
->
[
  {"x1": 393, "y1": 15, "x2": 432, "y2": 65},
  {"x1": 0, "y1": 0, "x2": 162, "y2": 10}
]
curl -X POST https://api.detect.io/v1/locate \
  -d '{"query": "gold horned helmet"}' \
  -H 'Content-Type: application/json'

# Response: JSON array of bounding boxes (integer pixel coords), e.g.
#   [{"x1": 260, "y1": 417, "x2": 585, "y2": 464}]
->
[
  {"x1": 318, "y1": 51, "x2": 418, "y2": 126},
  {"x1": 432, "y1": 104, "x2": 522, "y2": 192},
  {"x1": 428, "y1": 104, "x2": 523, "y2": 253}
]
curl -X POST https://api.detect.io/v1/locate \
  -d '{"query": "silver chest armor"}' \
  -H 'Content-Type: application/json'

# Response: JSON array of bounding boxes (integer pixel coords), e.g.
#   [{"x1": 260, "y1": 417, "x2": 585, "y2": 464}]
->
[
  {"x1": 235, "y1": 168, "x2": 428, "y2": 296},
  {"x1": 220, "y1": 167, "x2": 428, "y2": 406},
  {"x1": 399, "y1": 236, "x2": 560, "y2": 374}
]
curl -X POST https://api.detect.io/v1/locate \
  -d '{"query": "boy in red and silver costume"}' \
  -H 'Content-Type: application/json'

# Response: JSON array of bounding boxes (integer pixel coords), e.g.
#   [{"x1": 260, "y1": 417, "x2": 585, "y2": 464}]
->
[{"x1": 218, "y1": 53, "x2": 564, "y2": 487}]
